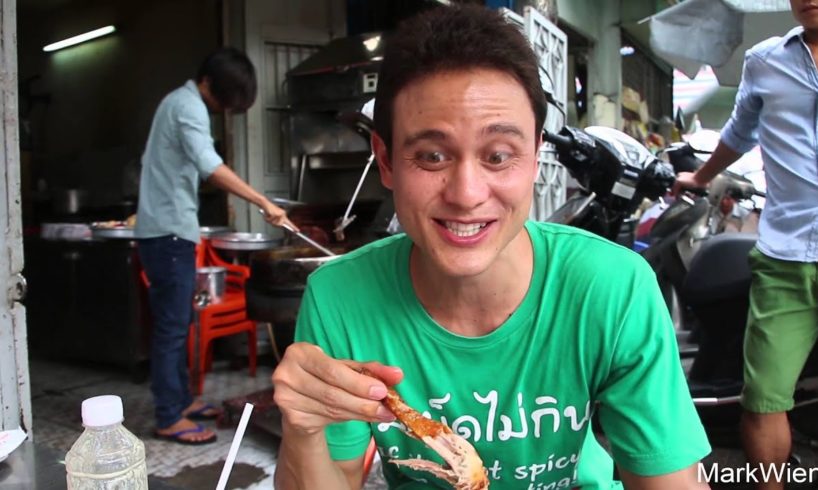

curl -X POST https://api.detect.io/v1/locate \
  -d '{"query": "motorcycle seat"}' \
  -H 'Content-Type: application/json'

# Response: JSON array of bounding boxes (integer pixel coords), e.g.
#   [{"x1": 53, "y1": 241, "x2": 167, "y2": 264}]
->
[
  {"x1": 682, "y1": 233, "x2": 757, "y2": 305},
  {"x1": 688, "y1": 379, "x2": 743, "y2": 399}
]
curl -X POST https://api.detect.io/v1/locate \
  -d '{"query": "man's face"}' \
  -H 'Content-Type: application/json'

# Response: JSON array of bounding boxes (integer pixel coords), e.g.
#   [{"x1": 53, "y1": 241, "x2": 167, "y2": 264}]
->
[
  {"x1": 791, "y1": 0, "x2": 818, "y2": 30},
  {"x1": 373, "y1": 68, "x2": 540, "y2": 279},
  {"x1": 200, "y1": 78, "x2": 229, "y2": 113}
]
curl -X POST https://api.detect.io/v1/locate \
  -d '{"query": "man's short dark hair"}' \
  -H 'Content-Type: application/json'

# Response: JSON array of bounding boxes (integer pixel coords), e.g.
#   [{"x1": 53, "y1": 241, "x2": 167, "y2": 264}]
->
[
  {"x1": 374, "y1": 4, "x2": 546, "y2": 152},
  {"x1": 196, "y1": 47, "x2": 257, "y2": 112}
]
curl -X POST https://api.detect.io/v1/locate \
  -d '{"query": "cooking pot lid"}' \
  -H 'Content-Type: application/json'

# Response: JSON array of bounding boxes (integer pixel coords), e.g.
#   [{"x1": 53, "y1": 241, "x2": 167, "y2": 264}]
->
[
  {"x1": 200, "y1": 226, "x2": 233, "y2": 238},
  {"x1": 210, "y1": 232, "x2": 281, "y2": 251}
]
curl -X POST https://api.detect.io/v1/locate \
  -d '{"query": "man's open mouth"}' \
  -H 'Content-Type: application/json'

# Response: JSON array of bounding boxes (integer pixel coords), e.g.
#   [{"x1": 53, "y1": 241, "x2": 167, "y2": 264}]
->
[{"x1": 438, "y1": 220, "x2": 490, "y2": 238}]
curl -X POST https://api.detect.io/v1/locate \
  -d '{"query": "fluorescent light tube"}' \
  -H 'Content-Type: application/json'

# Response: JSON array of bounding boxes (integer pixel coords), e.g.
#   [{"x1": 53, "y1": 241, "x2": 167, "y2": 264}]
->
[{"x1": 43, "y1": 25, "x2": 116, "y2": 52}]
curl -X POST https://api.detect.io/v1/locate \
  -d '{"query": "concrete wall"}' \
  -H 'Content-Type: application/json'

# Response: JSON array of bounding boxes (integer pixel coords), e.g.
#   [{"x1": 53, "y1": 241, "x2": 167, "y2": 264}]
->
[
  {"x1": 557, "y1": 0, "x2": 620, "y2": 126},
  {"x1": 555, "y1": 0, "x2": 667, "y2": 127},
  {"x1": 556, "y1": 0, "x2": 601, "y2": 40},
  {"x1": 18, "y1": 0, "x2": 219, "y2": 205}
]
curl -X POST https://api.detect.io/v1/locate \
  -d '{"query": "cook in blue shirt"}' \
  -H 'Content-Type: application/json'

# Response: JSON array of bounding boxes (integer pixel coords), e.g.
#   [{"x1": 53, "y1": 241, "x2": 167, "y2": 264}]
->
[
  {"x1": 136, "y1": 47, "x2": 297, "y2": 445},
  {"x1": 674, "y1": 1, "x2": 818, "y2": 487}
]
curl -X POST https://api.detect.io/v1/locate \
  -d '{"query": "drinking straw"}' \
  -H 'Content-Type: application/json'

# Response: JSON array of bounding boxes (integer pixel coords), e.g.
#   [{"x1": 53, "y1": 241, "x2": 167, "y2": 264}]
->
[{"x1": 215, "y1": 403, "x2": 254, "y2": 490}]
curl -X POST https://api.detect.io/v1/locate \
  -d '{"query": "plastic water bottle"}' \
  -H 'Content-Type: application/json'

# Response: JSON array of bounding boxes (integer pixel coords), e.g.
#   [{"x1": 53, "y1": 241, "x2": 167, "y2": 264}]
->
[{"x1": 65, "y1": 395, "x2": 148, "y2": 489}]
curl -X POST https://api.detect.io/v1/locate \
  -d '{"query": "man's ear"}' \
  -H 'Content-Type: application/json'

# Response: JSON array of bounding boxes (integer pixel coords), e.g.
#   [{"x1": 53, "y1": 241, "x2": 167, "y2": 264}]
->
[{"x1": 372, "y1": 132, "x2": 394, "y2": 190}]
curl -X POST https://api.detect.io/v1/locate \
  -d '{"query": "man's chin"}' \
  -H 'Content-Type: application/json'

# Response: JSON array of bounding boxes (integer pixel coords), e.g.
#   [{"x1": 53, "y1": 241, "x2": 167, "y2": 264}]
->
[{"x1": 427, "y1": 253, "x2": 497, "y2": 279}]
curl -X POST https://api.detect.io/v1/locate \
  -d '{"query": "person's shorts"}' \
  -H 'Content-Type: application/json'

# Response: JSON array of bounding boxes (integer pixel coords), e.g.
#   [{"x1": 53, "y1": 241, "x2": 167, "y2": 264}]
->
[{"x1": 741, "y1": 247, "x2": 818, "y2": 413}]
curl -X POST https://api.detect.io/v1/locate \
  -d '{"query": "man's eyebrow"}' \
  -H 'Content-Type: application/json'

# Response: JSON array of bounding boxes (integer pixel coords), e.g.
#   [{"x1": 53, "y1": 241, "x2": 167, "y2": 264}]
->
[
  {"x1": 484, "y1": 124, "x2": 525, "y2": 139},
  {"x1": 403, "y1": 129, "x2": 448, "y2": 148}
]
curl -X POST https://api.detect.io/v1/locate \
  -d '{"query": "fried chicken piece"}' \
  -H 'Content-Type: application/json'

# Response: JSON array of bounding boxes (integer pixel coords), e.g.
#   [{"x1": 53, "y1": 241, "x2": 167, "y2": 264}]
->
[{"x1": 361, "y1": 368, "x2": 489, "y2": 489}]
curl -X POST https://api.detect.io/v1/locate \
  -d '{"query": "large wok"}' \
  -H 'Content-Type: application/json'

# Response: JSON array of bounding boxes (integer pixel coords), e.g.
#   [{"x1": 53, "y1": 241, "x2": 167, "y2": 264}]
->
[
  {"x1": 245, "y1": 245, "x2": 349, "y2": 359},
  {"x1": 249, "y1": 245, "x2": 344, "y2": 289}
]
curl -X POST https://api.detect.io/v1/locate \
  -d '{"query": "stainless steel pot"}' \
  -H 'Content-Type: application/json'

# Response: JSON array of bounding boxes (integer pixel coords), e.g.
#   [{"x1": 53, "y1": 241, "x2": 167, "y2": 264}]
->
[
  {"x1": 52, "y1": 189, "x2": 87, "y2": 215},
  {"x1": 195, "y1": 266, "x2": 226, "y2": 304}
]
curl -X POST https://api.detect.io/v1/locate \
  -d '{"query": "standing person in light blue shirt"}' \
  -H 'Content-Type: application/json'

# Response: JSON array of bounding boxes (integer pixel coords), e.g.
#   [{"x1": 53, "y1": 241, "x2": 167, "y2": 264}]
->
[
  {"x1": 675, "y1": 1, "x2": 818, "y2": 488},
  {"x1": 136, "y1": 47, "x2": 297, "y2": 445}
]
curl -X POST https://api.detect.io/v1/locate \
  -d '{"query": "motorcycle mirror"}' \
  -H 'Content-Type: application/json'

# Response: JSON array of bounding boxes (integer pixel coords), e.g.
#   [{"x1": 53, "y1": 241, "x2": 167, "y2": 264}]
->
[{"x1": 674, "y1": 107, "x2": 686, "y2": 133}]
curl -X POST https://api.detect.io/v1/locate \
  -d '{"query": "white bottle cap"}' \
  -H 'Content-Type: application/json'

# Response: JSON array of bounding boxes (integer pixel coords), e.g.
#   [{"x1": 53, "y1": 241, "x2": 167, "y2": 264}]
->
[{"x1": 81, "y1": 395, "x2": 124, "y2": 427}]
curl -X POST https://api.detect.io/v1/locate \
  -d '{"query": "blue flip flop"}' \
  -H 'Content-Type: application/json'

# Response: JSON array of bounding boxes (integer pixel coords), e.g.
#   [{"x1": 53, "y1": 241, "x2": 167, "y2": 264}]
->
[
  {"x1": 185, "y1": 403, "x2": 222, "y2": 421},
  {"x1": 154, "y1": 423, "x2": 217, "y2": 445}
]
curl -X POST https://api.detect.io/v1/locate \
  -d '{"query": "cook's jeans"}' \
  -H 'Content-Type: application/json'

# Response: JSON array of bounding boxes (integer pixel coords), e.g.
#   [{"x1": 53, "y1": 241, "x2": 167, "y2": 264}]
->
[{"x1": 138, "y1": 235, "x2": 196, "y2": 429}]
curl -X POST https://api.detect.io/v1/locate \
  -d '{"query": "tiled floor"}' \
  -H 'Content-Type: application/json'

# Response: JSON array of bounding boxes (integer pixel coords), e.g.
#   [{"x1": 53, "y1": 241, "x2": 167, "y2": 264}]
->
[
  {"x1": 28, "y1": 356, "x2": 388, "y2": 489},
  {"x1": 28, "y1": 357, "x2": 818, "y2": 489}
]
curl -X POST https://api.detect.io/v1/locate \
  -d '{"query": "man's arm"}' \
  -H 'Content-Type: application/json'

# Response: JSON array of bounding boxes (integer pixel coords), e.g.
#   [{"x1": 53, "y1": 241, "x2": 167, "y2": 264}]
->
[
  {"x1": 675, "y1": 51, "x2": 761, "y2": 193},
  {"x1": 274, "y1": 427, "x2": 364, "y2": 490},
  {"x1": 619, "y1": 464, "x2": 709, "y2": 490},
  {"x1": 173, "y1": 101, "x2": 299, "y2": 230},
  {"x1": 673, "y1": 141, "x2": 742, "y2": 192},
  {"x1": 206, "y1": 164, "x2": 297, "y2": 230},
  {"x1": 271, "y1": 342, "x2": 401, "y2": 490}
]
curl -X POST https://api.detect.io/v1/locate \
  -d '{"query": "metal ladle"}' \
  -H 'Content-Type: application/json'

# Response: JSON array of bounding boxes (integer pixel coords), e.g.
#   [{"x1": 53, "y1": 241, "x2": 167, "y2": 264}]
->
[{"x1": 258, "y1": 208, "x2": 336, "y2": 257}]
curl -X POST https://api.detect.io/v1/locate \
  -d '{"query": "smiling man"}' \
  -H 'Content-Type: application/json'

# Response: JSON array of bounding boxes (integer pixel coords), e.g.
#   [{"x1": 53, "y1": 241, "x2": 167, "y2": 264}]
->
[{"x1": 272, "y1": 5, "x2": 711, "y2": 490}]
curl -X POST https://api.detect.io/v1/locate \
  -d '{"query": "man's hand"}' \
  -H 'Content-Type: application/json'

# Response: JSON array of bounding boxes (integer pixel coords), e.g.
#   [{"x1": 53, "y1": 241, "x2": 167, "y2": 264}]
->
[
  {"x1": 259, "y1": 199, "x2": 299, "y2": 232},
  {"x1": 272, "y1": 342, "x2": 403, "y2": 436},
  {"x1": 671, "y1": 140, "x2": 742, "y2": 196},
  {"x1": 206, "y1": 165, "x2": 299, "y2": 232},
  {"x1": 672, "y1": 171, "x2": 709, "y2": 196}
]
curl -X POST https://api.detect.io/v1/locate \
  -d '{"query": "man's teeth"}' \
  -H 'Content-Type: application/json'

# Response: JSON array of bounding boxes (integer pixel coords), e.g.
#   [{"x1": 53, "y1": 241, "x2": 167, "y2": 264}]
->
[{"x1": 443, "y1": 221, "x2": 487, "y2": 237}]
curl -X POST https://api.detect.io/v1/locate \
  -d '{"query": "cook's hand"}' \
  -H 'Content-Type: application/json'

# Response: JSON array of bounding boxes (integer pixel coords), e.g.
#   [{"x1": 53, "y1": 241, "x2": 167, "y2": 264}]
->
[
  {"x1": 272, "y1": 342, "x2": 403, "y2": 436},
  {"x1": 260, "y1": 200, "x2": 299, "y2": 232},
  {"x1": 672, "y1": 171, "x2": 708, "y2": 196}
]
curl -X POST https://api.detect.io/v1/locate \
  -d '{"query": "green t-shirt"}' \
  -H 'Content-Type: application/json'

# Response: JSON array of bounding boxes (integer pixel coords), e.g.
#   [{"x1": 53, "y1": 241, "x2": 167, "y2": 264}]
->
[{"x1": 295, "y1": 221, "x2": 710, "y2": 489}]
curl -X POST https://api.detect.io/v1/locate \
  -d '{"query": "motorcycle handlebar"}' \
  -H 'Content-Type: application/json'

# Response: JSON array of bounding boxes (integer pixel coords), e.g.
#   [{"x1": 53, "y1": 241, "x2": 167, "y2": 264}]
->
[
  {"x1": 543, "y1": 130, "x2": 572, "y2": 150},
  {"x1": 684, "y1": 186, "x2": 709, "y2": 197},
  {"x1": 753, "y1": 189, "x2": 766, "y2": 198}
]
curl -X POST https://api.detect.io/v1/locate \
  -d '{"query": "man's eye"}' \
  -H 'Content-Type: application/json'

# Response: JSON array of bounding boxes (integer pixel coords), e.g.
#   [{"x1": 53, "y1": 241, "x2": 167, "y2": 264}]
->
[
  {"x1": 417, "y1": 151, "x2": 446, "y2": 163},
  {"x1": 487, "y1": 152, "x2": 511, "y2": 164}
]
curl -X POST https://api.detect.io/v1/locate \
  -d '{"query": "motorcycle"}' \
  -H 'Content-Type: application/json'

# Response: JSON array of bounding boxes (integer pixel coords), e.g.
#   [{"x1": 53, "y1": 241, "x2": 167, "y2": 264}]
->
[{"x1": 543, "y1": 125, "x2": 818, "y2": 440}]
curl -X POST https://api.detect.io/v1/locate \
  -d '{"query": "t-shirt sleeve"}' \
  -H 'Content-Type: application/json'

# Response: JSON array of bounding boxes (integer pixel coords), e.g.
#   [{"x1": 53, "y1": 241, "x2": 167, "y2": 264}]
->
[
  {"x1": 293, "y1": 280, "x2": 373, "y2": 461},
  {"x1": 595, "y1": 264, "x2": 711, "y2": 476},
  {"x1": 174, "y1": 102, "x2": 223, "y2": 179}
]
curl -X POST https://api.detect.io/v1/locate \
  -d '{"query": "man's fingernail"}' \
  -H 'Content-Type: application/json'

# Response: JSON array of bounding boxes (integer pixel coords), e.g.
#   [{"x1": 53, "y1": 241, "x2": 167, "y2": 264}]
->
[{"x1": 369, "y1": 385, "x2": 387, "y2": 399}]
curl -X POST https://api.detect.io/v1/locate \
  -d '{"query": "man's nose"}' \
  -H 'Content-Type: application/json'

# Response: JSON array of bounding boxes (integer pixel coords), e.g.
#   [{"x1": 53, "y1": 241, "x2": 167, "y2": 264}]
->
[{"x1": 442, "y1": 159, "x2": 490, "y2": 209}]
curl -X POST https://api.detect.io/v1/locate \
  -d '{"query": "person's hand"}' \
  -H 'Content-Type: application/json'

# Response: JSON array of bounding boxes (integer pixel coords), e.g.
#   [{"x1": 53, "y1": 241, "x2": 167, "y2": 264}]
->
[
  {"x1": 672, "y1": 171, "x2": 708, "y2": 196},
  {"x1": 260, "y1": 200, "x2": 299, "y2": 232},
  {"x1": 271, "y1": 342, "x2": 403, "y2": 436}
]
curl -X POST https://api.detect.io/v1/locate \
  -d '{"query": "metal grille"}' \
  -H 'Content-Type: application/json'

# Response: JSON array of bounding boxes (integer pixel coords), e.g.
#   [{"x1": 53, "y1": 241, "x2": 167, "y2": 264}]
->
[
  {"x1": 263, "y1": 43, "x2": 319, "y2": 176},
  {"x1": 502, "y1": 7, "x2": 568, "y2": 221},
  {"x1": 621, "y1": 36, "x2": 673, "y2": 123}
]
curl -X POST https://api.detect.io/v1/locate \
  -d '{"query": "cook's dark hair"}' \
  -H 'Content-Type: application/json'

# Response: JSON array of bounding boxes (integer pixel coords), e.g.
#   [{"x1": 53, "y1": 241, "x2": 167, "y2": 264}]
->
[
  {"x1": 373, "y1": 4, "x2": 546, "y2": 152},
  {"x1": 196, "y1": 47, "x2": 257, "y2": 112}
]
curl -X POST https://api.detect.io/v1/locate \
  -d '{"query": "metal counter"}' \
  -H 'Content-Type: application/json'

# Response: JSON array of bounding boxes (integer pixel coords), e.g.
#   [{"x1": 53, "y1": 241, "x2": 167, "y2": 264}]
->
[{"x1": 23, "y1": 237, "x2": 151, "y2": 378}]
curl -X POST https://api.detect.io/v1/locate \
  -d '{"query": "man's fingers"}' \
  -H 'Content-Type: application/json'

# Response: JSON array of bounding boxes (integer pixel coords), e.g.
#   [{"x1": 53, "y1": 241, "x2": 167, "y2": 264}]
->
[
  {"x1": 298, "y1": 354, "x2": 390, "y2": 401},
  {"x1": 355, "y1": 361, "x2": 404, "y2": 387},
  {"x1": 671, "y1": 181, "x2": 683, "y2": 197},
  {"x1": 281, "y1": 216, "x2": 299, "y2": 232},
  {"x1": 272, "y1": 344, "x2": 403, "y2": 427},
  {"x1": 282, "y1": 366, "x2": 395, "y2": 423},
  {"x1": 280, "y1": 391, "x2": 393, "y2": 426}
]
